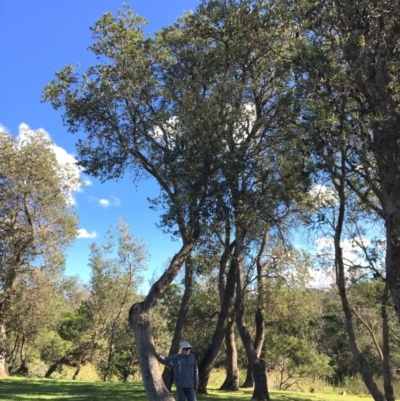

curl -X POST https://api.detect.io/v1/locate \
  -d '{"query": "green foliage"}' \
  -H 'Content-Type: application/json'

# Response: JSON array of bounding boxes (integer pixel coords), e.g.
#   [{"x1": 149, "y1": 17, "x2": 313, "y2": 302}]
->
[
  {"x1": 0, "y1": 130, "x2": 77, "y2": 375},
  {"x1": 0, "y1": 130, "x2": 78, "y2": 306},
  {"x1": 39, "y1": 1, "x2": 400, "y2": 398},
  {"x1": 35, "y1": 330, "x2": 72, "y2": 370},
  {"x1": 58, "y1": 307, "x2": 93, "y2": 342}
]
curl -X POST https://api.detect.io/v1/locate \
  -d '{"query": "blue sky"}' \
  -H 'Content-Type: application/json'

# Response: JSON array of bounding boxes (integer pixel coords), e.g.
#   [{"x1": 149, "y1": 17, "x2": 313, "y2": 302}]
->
[{"x1": 1, "y1": 0, "x2": 200, "y2": 288}]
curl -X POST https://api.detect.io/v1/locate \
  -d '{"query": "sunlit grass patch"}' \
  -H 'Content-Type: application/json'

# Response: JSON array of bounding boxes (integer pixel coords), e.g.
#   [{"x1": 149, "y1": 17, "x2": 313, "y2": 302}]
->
[{"x1": 0, "y1": 377, "x2": 376, "y2": 401}]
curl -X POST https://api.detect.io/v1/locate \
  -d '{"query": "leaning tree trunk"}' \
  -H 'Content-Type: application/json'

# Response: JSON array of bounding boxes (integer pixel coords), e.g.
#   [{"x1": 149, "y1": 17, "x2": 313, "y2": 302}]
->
[
  {"x1": 381, "y1": 283, "x2": 395, "y2": 401},
  {"x1": 333, "y1": 157, "x2": 388, "y2": 401},
  {"x1": 234, "y1": 229, "x2": 271, "y2": 401},
  {"x1": 162, "y1": 257, "x2": 194, "y2": 390},
  {"x1": 45, "y1": 358, "x2": 65, "y2": 378},
  {"x1": 73, "y1": 356, "x2": 87, "y2": 380},
  {"x1": 72, "y1": 363, "x2": 83, "y2": 380},
  {"x1": 219, "y1": 317, "x2": 239, "y2": 391},
  {"x1": 197, "y1": 257, "x2": 237, "y2": 393},
  {"x1": 242, "y1": 228, "x2": 268, "y2": 388},
  {"x1": 242, "y1": 307, "x2": 265, "y2": 388},
  {"x1": 0, "y1": 324, "x2": 7, "y2": 376},
  {"x1": 129, "y1": 240, "x2": 197, "y2": 401},
  {"x1": 219, "y1": 232, "x2": 240, "y2": 392}
]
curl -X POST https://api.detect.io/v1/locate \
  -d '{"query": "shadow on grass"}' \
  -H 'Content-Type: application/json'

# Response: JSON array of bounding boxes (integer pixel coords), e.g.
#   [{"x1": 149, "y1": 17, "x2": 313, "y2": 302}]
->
[
  {"x1": 195, "y1": 388, "x2": 318, "y2": 401},
  {"x1": 270, "y1": 394, "x2": 315, "y2": 401},
  {"x1": 0, "y1": 378, "x2": 146, "y2": 401},
  {"x1": 0, "y1": 378, "x2": 355, "y2": 401}
]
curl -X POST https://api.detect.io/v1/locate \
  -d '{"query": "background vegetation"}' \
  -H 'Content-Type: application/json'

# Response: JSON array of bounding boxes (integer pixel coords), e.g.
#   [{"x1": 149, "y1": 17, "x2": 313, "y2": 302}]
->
[{"x1": 2, "y1": 0, "x2": 400, "y2": 400}]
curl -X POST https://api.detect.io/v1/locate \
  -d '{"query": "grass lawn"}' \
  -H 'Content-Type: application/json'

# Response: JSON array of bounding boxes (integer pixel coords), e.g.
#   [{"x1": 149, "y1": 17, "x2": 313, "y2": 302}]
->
[{"x1": 0, "y1": 377, "x2": 375, "y2": 401}]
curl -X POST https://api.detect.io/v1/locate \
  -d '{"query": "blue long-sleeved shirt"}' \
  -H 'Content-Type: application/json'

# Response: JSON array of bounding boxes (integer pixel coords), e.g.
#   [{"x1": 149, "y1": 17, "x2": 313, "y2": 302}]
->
[{"x1": 159, "y1": 353, "x2": 199, "y2": 389}]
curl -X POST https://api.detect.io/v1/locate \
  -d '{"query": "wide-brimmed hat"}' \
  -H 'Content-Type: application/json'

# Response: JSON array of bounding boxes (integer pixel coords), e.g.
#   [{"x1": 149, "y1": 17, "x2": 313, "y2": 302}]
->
[{"x1": 180, "y1": 341, "x2": 192, "y2": 350}]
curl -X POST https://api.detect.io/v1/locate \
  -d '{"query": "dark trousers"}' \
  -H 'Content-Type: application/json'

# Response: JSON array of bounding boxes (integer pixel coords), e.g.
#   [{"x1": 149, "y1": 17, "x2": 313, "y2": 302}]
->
[{"x1": 177, "y1": 388, "x2": 196, "y2": 401}]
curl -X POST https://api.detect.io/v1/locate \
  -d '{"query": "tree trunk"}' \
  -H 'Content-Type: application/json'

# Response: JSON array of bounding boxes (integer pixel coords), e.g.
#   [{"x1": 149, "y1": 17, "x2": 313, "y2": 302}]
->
[
  {"x1": 374, "y1": 118, "x2": 400, "y2": 324},
  {"x1": 236, "y1": 304, "x2": 270, "y2": 400},
  {"x1": 0, "y1": 324, "x2": 7, "y2": 376},
  {"x1": 341, "y1": 9, "x2": 400, "y2": 324},
  {"x1": 234, "y1": 230, "x2": 271, "y2": 401},
  {"x1": 381, "y1": 283, "x2": 395, "y2": 401},
  {"x1": 14, "y1": 334, "x2": 29, "y2": 376},
  {"x1": 45, "y1": 354, "x2": 75, "y2": 379},
  {"x1": 129, "y1": 240, "x2": 197, "y2": 401},
  {"x1": 73, "y1": 366, "x2": 81, "y2": 380},
  {"x1": 334, "y1": 158, "x2": 387, "y2": 401},
  {"x1": 243, "y1": 229, "x2": 268, "y2": 389},
  {"x1": 162, "y1": 257, "x2": 194, "y2": 390},
  {"x1": 45, "y1": 361, "x2": 61, "y2": 378},
  {"x1": 242, "y1": 365, "x2": 253, "y2": 388},
  {"x1": 129, "y1": 303, "x2": 175, "y2": 401},
  {"x1": 73, "y1": 363, "x2": 83, "y2": 380},
  {"x1": 219, "y1": 318, "x2": 239, "y2": 391},
  {"x1": 197, "y1": 258, "x2": 237, "y2": 393},
  {"x1": 103, "y1": 350, "x2": 113, "y2": 381}
]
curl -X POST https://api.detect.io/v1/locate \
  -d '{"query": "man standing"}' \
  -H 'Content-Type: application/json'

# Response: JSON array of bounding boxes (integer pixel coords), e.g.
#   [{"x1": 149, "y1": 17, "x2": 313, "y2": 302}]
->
[{"x1": 155, "y1": 341, "x2": 199, "y2": 401}]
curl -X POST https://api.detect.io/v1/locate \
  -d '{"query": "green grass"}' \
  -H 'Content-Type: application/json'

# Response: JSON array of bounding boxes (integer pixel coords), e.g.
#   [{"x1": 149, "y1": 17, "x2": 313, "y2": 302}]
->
[{"x1": 0, "y1": 377, "x2": 376, "y2": 401}]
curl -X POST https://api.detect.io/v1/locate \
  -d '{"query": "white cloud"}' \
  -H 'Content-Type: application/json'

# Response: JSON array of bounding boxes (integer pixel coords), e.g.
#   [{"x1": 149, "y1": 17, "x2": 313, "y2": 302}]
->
[
  {"x1": 90, "y1": 196, "x2": 120, "y2": 208},
  {"x1": 308, "y1": 266, "x2": 336, "y2": 289},
  {"x1": 315, "y1": 235, "x2": 372, "y2": 265},
  {"x1": 77, "y1": 228, "x2": 97, "y2": 239},
  {"x1": 0, "y1": 123, "x2": 10, "y2": 133},
  {"x1": 99, "y1": 199, "x2": 110, "y2": 208},
  {"x1": 110, "y1": 195, "x2": 120, "y2": 206}
]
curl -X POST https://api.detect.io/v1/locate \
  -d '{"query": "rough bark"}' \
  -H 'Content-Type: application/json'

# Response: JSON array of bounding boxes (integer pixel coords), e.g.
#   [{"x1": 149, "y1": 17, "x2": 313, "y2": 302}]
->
[
  {"x1": 162, "y1": 257, "x2": 194, "y2": 390},
  {"x1": 129, "y1": 240, "x2": 197, "y2": 401}
]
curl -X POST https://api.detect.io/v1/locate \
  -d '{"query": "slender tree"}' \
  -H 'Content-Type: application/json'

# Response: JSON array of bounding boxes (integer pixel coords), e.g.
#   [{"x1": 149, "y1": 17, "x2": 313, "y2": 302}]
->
[{"x1": 0, "y1": 130, "x2": 78, "y2": 376}]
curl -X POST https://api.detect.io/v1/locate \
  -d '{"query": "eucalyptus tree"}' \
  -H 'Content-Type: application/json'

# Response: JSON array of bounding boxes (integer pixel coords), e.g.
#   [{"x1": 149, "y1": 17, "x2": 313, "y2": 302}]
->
[
  {"x1": 291, "y1": 0, "x2": 400, "y2": 324},
  {"x1": 282, "y1": 1, "x2": 400, "y2": 398},
  {"x1": 44, "y1": 1, "x2": 310, "y2": 398},
  {"x1": 186, "y1": 226, "x2": 238, "y2": 393},
  {"x1": 311, "y1": 158, "x2": 393, "y2": 401},
  {"x1": 322, "y1": 1, "x2": 400, "y2": 324},
  {"x1": 0, "y1": 130, "x2": 78, "y2": 376},
  {"x1": 44, "y1": 6, "x2": 226, "y2": 398},
  {"x1": 297, "y1": 95, "x2": 394, "y2": 399},
  {"x1": 184, "y1": 1, "x2": 311, "y2": 399}
]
